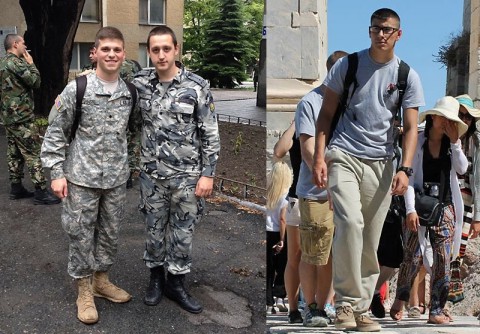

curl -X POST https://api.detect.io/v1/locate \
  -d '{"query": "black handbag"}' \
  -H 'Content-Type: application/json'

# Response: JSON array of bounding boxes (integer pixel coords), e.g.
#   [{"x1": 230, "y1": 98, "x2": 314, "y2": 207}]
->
[{"x1": 414, "y1": 190, "x2": 444, "y2": 227}]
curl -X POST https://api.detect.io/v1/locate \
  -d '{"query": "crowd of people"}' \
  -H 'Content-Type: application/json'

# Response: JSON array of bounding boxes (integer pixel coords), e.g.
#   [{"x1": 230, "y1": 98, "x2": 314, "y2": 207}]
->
[
  {"x1": 0, "y1": 25, "x2": 220, "y2": 325},
  {"x1": 266, "y1": 7, "x2": 480, "y2": 332}
]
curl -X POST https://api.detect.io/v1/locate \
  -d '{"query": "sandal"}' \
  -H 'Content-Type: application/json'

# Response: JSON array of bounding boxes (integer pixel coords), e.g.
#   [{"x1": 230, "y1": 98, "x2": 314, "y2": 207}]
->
[
  {"x1": 442, "y1": 309, "x2": 454, "y2": 322},
  {"x1": 389, "y1": 300, "x2": 404, "y2": 321},
  {"x1": 419, "y1": 303, "x2": 426, "y2": 314},
  {"x1": 389, "y1": 308, "x2": 403, "y2": 321},
  {"x1": 408, "y1": 306, "x2": 422, "y2": 318},
  {"x1": 427, "y1": 314, "x2": 450, "y2": 324}
]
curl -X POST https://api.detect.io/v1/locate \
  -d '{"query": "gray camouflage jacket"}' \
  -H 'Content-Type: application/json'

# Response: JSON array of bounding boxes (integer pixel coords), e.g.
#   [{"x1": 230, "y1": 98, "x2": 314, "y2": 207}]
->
[
  {"x1": 133, "y1": 63, "x2": 220, "y2": 179},
  {"x1": 41, "y1": 73, "x2": 141, "y2": 189}
]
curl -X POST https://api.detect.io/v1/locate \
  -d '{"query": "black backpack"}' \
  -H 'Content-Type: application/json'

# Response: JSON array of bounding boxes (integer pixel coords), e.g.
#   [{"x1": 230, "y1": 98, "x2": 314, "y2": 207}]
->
[
  {"x1": 327, "y1": 52, "x2": 410, "y2": 144},
  {"x1": 70, "y1": 75, "x2": 137, "y2": 141}
]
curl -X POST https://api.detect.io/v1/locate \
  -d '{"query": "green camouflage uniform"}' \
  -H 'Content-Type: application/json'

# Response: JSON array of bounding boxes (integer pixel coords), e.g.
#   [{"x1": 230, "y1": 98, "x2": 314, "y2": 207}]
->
[
  {"x1": 41, "y1": 73, "x2": 141, "y2": 278},
  {"x1": 133, "y1": 62, "x2": 220, "y2": 274},
  {"x1": 0, "y1": 52, "x2": 47, "y2": 187},
  {"x1": 120, "y1": 59, "x2": 143, "y2": 174}
]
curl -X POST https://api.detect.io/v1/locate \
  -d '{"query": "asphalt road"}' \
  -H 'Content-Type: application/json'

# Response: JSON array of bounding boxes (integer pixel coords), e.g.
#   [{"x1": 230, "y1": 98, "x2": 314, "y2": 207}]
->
[{"x1": 0, "y1": 125, "x2": 266, "y2": 334}]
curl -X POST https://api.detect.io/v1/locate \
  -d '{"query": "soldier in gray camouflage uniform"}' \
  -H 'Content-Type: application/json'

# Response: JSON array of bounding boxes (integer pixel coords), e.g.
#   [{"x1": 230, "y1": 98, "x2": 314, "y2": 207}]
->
[
  {"x1": 0, "y1": 34, "x2": 60, "y2": 205},
  {"x1": 41, "y1": 27, "x2": 141, "y2": 325},
  {"x1": 133, "y1": 26, "x2": 220, "y2": 314}
]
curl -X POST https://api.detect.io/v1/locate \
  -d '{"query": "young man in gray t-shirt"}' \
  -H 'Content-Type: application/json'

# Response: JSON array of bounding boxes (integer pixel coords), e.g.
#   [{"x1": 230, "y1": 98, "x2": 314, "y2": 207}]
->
[{"x1": 312, "y1": 8, "x2": 425, "y2": 332}]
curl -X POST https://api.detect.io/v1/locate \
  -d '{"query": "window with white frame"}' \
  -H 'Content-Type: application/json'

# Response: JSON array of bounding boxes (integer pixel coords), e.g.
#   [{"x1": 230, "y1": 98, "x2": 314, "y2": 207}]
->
[
  {"x1": 139, "y1": 44, "x2": 152, "y2": 68},
  {"x1": 139, "y1": 0, "x2": 165, "y2": 24},
  {"x1": 70, "y1": 43, "x2": 94, "y2": 71},
  {"x1": 81, "y1": 0, "x2": 100, "y2": 22}
]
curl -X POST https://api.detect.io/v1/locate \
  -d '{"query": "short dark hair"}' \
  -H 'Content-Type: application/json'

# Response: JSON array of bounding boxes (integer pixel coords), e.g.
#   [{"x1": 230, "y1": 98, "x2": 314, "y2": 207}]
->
[
  {"x1": 4, "y1": 34, "x2": 21, "y2": 52},
  {"x1": 147, "y1": 25, "x2": 178, "y2": 49},
  {"x1": 95, "y1": 26, "x2": 125, "y2": 48},
  {"x1": 371, "y1": 8, "x2": 401, "y2": 27},
  {"x1": 326, "y1": 50, "x2": 348, "y2": 71}
]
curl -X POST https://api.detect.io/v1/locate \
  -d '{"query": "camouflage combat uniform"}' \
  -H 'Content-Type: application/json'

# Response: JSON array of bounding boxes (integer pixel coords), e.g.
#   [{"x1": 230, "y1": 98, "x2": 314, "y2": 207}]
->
[
  {"x1": 133, "y1": 62, "x2": 220, "y2": 274},
  {"x1": 41, "y1": 73, "x2": 141, "y2": 278},
  {"x1": 119, "y1": 59, "x2": 143, "y2": 174},
  {"x1": 0, "y1": 52, "x2": 47, "y2": 187}
]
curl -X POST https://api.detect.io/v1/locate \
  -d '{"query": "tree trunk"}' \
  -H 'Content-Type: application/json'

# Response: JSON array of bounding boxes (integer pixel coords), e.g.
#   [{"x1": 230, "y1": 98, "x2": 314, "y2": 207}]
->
[{"x1": 19, "y1": 0, "x2": 85, "y2": 116}]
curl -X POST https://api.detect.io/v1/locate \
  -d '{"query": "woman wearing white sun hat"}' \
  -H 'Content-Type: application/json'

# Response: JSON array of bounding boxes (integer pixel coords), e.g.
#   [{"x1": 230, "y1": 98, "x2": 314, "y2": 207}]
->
[{"x1": 390, "y1": 96, "x2": 468, "y2": 324}]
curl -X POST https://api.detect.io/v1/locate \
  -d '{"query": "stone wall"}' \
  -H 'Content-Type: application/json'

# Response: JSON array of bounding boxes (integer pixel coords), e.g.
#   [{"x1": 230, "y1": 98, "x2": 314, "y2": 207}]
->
[{"x1": 266, "y1": 0, "x2": 328, "y2": 167}]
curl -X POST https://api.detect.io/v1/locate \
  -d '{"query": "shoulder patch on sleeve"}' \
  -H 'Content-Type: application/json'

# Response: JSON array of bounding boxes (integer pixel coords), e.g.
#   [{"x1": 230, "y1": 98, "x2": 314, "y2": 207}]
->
[{"x1": 54, "y1": 96, "x2": 63, "y2": 111}]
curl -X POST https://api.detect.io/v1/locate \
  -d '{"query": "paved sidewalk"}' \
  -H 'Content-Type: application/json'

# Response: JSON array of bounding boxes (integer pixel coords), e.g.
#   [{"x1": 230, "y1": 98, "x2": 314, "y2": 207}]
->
[
  {"x1": 268, "y1": 310, "x2": 479, "y2": 333},
  {"x1": 0, "y1": 121, "x2": 265, "y2": 333},
  {"x1": 212, "y1": 89, "x2": 266, "y2": 125}
]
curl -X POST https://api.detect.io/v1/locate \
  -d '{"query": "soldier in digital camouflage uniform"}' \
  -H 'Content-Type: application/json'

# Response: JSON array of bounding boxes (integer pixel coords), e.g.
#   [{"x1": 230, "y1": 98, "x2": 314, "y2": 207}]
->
[
  {"x1": 41, "y1": 27, "x2": 141, "y2": 325},
  {"x1": 133, "y1": 26, "x2": 220, "y2": 314},
  {"x1": 0, "y1": 34, "x2": 60, "y2": 205},
  {"x1": 119, "y1": 58, "x2": 143, "y2": 188}
]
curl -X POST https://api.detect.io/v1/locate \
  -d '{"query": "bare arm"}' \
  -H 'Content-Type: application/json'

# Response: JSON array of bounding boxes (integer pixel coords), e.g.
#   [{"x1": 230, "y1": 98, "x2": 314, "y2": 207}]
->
[
  {"x1": 312, "y1": 87, "x2": 340, "y2": 188},
  {"x1": 273, "y1": 205, "x2": 287, "y2": 254},
  {"x1": 273, "y1": 121, "x2": 295, "y2": 161},
  {"x1": 299, "y1": 134, "x2": 315, "y2": 171}
]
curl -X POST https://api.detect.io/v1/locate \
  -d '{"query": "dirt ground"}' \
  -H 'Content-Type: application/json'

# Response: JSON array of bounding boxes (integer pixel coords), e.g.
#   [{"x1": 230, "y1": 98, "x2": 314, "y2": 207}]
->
[{"x1": 216, "y1": 122, "x2": 266, "y2": 204}]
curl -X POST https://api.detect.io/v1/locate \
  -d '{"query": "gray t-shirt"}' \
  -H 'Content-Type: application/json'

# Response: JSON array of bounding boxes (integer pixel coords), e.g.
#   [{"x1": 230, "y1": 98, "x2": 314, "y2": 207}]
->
[
  {"x1": 295, "y1": 87, "x2": 328, "y2": 200},
  {"x1": 324, "y1": 48, "x2": 425, "y2": 160}
]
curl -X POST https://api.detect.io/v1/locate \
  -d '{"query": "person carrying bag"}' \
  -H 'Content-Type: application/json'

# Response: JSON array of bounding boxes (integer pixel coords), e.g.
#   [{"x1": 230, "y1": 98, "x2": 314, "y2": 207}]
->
[{"x1": 390, "y1": 96, "x2": 468, "y2": 325}]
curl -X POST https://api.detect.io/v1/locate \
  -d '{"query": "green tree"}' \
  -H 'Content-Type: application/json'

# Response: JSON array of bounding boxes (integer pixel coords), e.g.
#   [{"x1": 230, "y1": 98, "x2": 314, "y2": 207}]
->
[
  {"x1": 198, "y1": 0, "x2": 248, "y2": 88},
  {"x1": 184, "y1": 0, "x2": 263, "y2": 88},
  {"x1": 242, "y1": 0, "x2": 264, "y2": 75},
  {"x1": 183, "y1": 0, "x2": 216, "y2": 70}
]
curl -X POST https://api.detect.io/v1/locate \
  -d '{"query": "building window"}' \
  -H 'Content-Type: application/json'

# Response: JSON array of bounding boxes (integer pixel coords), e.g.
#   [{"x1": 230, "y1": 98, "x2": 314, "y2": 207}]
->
[
  {"x1": 139, "y1": 0, "x2": 165, "y2": 25},
  {"x1": 81, "y1": 0, "x2": 100, "y2": 22},
  {"x1": 139, "y1": 44, "x2": 152, "y2": 68},
  {"x1": 70, "y1": 43, "x2": 94, "y2": 71}
]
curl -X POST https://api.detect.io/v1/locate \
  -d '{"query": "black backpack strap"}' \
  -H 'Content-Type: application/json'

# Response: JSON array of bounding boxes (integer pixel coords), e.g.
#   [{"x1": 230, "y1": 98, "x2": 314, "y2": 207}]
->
[
  {"x1": 72, "y1": 75, "x2": 87, "y2": 141},
  {"x1": 395, "y1": 60, "x2": 410, "y2": 124},
  {"x1": 327, "y1": 52, "x2": 358, "y2": 144},
  {"x1": 124, "y1": 80, "x2": 138, "y2": 132}
]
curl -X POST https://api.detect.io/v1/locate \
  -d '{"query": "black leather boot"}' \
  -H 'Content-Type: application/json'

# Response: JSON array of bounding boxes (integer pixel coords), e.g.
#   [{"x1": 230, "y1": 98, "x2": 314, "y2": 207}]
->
[
  {"x1": 10, "y1": 182, "x2": 34, "y2": 200},
  {"x1": 33, "y1": 188, "x2": 61, "y2": 205},
  {"x1": 165, "y1": 272, "x2": 203, "y2": 314},
  {"x1": 144, "y1": 266, "x2": 165, "y2": 306}
]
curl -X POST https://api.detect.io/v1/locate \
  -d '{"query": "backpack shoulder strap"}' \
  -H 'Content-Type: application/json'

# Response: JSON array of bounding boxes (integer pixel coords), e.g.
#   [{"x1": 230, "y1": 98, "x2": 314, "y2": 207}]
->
[
  {"x1": 327, "y1": 52, "x2": 358, "y2": 144},
  {"x1": 72, "y1": 75, "x2": 87, "y2": 141},
  {"x1": 123, "y1": 80, "x2": 138, "y2": 132},
  {"x1": 343, "y1": 52, "x2": 358, "y2": 101},
  {"x1": 395, "y1": 60, "x2": 410, "y2": 122}
]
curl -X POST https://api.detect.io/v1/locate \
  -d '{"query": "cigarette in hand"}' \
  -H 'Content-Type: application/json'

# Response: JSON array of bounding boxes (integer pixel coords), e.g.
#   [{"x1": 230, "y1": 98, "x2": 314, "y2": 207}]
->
[{"x1": 26, "y1": 50, "x2": 31, "y2": 52}]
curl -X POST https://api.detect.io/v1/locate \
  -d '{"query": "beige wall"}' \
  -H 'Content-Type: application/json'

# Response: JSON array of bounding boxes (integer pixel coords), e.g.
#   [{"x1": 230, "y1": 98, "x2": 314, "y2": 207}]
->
[
  {"x1": 1, "y1": 0, "x2": 183, "y2": 63},
  {"x1": 0, "y1": 2, "x2": 26, "y2": 35},
  {"x1": 75, "y1": 0, "x2": 184, "y2": 62}
]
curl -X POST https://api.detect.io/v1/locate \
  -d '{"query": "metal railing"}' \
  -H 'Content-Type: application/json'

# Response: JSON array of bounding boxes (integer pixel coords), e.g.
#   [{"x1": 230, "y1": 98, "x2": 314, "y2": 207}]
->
[
  {"x1": 217, "y1": 113, "x2": 265, "y2": 127},
  {"x1": 215, "y1": 176, "x2": 265, "y2": 201}
]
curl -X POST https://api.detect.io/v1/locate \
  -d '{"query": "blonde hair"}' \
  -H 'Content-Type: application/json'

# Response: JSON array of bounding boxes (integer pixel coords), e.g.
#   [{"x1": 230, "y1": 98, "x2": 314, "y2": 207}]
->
[{"x1": 266, "y1": 161, "x2": 293, "y2": 210}]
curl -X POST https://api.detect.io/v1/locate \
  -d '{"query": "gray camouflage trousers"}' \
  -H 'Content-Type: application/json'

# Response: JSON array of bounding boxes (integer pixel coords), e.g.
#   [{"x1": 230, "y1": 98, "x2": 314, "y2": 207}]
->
[
  {"x1": 139, "y1": 172, "x2": 205, "y2": 274},
  {"x1": 62, "y1": 181, "x2": 126, "y2": 278}
]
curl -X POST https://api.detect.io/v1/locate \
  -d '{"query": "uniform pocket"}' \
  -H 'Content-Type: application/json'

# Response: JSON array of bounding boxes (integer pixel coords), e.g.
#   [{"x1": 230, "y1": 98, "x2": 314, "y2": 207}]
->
[{"x1": 61, "y1": 207, "x2": 83, "y2": 237}]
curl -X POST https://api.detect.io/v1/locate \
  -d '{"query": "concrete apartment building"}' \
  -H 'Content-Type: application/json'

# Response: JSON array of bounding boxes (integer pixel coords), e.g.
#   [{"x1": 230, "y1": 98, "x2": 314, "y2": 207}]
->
[{"x1": 0, "y1": 0, "x2": 183, "y2": 70}]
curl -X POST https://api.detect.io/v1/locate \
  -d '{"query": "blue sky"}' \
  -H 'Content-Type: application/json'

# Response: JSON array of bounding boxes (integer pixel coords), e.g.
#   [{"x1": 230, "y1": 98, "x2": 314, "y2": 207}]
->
[{"x1": 327, "y1": 0, "x2": 464, "y2": 112}]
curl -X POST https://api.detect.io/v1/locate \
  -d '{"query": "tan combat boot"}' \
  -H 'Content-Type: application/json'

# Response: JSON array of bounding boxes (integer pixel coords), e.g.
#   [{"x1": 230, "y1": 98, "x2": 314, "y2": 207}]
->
[
  {"x1": 92, "y1": 271, "x2": 132, "y2": 303},
  {"x1": 76, "y1": 277, "x2": 98, "y2": 324}
]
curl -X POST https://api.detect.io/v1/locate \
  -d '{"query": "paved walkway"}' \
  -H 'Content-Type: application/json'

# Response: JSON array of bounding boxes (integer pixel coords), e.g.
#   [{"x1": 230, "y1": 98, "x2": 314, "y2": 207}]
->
[
  {"x1": 212, "y1": 89, "x2": 266, "y2": 125},
  {"x1": 268, "y1": 310, "x2": 480, "y2": 333}
]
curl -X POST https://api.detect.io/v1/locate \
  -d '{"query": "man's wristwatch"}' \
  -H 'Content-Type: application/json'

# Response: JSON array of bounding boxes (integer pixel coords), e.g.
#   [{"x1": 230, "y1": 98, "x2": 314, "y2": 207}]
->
[{"x1": 397, "y1": 166, "x2": 413, "y2": 177}]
